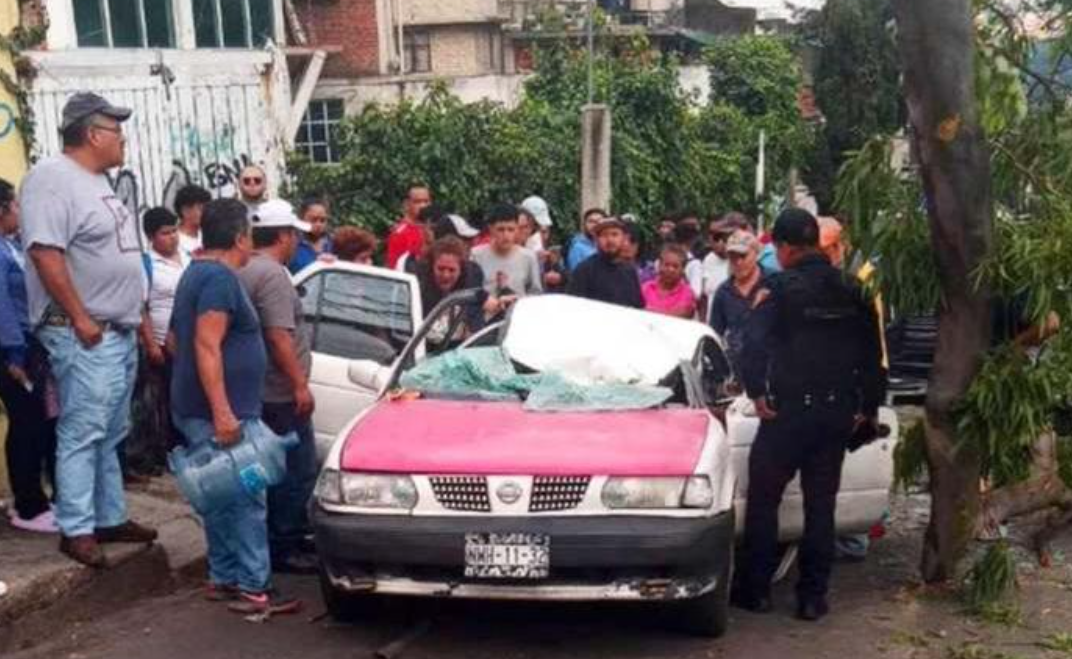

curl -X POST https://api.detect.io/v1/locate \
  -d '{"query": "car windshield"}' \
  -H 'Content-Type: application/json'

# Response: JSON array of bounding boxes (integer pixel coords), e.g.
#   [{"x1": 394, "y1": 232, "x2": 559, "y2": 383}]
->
[{"x1": 397, "y1": 346, "x2": 677, "y2": 412}]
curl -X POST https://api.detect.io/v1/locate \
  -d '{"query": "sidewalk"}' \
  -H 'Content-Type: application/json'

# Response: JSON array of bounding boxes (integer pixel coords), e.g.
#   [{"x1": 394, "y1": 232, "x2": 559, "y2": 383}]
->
[{"x1": 0, "y1": 478, "x2": 205, "y2": 626}]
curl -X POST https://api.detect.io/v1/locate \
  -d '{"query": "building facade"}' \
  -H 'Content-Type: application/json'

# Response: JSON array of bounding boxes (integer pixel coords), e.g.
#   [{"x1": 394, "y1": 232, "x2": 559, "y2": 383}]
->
[{"x1": 22, "y1": 0, "x2": 301, "y2": 213}]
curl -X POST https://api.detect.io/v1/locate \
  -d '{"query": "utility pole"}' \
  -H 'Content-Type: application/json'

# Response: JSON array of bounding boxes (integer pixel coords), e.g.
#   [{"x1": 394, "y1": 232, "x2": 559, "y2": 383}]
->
[
  {"x1": 580, "y1": 0, "x2": 611, "y2": 224},
  {"x1": 587, "y1": 0, "x2": 595, "y2": 104}
]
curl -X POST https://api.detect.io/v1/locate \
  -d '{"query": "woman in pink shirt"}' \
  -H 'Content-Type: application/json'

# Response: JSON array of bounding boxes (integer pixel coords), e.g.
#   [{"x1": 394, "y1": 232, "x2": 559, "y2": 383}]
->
[{"x1": 642, "y1": 244, "x2": 697, "y2": 319}]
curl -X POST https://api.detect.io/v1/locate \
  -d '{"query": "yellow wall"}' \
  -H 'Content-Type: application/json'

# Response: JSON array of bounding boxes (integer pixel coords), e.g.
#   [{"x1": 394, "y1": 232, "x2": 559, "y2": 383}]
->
[
  {"x1": 0, "y1": 0, "x2": 21, "y2": 495},
  {"x1": 0, "y1": 0, "x2": 27, "y2": 186}
]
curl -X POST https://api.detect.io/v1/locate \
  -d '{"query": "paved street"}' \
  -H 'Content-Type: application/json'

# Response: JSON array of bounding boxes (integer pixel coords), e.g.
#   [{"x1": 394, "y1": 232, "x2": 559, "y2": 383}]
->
[{"x1": 7, "y1": 496, "x2": 1072, "y2": 659}]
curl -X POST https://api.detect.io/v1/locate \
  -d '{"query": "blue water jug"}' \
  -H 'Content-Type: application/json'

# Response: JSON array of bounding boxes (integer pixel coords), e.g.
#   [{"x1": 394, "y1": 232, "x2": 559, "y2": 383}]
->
[{"x1": 169, "y1": 420, "x2": 299, "y2": 515}]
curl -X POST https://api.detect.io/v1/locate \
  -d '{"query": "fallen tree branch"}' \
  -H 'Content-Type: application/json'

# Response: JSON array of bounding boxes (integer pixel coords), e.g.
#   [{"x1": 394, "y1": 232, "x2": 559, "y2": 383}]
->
[{"x1": 975, "y1": 431, "x2": 1072, "y2": 564}]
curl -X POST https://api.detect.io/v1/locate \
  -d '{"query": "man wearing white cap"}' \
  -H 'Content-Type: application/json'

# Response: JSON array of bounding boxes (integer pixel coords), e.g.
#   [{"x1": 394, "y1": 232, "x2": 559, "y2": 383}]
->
[
  {"x1": 238, "y1": 199, "x2": 319, "y2": 575},
  {"x1": 520, "y1": 196, "x2": 553, "y2": 252}
]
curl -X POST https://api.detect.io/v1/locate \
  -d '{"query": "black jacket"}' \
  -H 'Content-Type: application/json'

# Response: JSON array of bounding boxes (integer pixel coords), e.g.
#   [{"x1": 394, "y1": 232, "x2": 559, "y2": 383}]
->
[
  {"x1": 741, "y1": 253, "x2": 885, "y2": 415},
  {"x1": 566, "y1": 252, "x2": 644, "y2": 309}
]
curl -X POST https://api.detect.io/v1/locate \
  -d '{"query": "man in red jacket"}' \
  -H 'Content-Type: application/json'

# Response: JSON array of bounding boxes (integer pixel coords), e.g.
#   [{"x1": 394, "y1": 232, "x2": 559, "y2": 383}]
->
[{"x1": 386, "y1": 185, "x2": 433, "y2": 269}]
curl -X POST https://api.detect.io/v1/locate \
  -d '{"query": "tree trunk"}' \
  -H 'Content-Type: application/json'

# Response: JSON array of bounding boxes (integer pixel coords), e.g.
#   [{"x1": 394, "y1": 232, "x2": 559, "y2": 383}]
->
[{"x1": 892, "y1": 0, "x2": 995, "y2": 582}]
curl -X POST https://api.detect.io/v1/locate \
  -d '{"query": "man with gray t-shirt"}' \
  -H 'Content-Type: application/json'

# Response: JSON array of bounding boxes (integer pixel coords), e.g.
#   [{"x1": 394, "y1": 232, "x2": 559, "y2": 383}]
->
[
  {"x1": 470, "y1": 204, "x2": 542, "y2": 317},
  {"x1": 237, "y1": 199, "x2": 319, "y2": 575},
  {"x1": 21, "y1": 92, "x2": 157, "y2": 567}
]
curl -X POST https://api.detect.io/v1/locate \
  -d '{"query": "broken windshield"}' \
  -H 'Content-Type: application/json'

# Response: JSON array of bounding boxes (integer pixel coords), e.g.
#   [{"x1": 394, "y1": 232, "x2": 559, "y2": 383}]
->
[{"x1": 398, "y1": 347, "x2": 674, "y2": 412}]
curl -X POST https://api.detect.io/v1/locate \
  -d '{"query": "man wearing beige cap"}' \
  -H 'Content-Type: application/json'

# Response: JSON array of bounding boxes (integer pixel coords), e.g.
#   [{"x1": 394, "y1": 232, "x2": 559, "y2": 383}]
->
[{"x1": 709, "y1": 229, "x2": 764, "y2": 376}]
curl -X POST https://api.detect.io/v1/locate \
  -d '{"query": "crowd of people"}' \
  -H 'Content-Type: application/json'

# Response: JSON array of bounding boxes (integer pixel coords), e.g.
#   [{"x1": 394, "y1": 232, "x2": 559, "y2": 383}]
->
[{"x1": 0, "y1": 92, "x2": 886, "y2": 621}]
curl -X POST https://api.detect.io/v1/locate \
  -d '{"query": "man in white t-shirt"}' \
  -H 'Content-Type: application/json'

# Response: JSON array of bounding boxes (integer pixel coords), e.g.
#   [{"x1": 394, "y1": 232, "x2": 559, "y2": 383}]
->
[
  {"x1": 174, "y1": 184, "x2": 211, "y2": 260},
  {"x1": 129, "y1": 207, "x2": 189, "y2": 476}
]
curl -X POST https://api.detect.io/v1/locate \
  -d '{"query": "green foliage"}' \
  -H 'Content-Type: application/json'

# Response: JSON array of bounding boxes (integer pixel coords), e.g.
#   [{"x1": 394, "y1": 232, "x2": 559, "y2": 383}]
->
[
  {"x1": 834, "y1": 137, "x2": 940, "y2": 316},
  {"x1": 798, "y1": 0, "x2": 903, "y2": 212},
  {"x1": 964, "y1": 541, "x2": 1019, "y2": 614},
  {"x1": 289, "y1": 37, "x2": 812, "y2": 238},
  {"x1": 835, "y1": 5, "x2": 1072, "y2": 493},
  {"x1": 1037, "y1": 632, "x2": 1072, "y2": 654},
  {"x1": 704, "y1": 36, "x2": 814, "y2": 206},
  {"x1": 893, "y1": 420, "x2": 928, "y2": 492},
  {"x1": 957, "y1": 336, "x2": 1072, "y2": 486},
  {"x1": 946, "y1": 643, "x2": 1025, "y2": 659}
]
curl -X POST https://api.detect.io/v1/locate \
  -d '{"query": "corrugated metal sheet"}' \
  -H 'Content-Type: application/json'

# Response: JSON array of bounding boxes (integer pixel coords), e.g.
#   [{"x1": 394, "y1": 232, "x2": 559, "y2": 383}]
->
[{"x1": 31, "y1": 81, "x2": 269, "y2": 215}]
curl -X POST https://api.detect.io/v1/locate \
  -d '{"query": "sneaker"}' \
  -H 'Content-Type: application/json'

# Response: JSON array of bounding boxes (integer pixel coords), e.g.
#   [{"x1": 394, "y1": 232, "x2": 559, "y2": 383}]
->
[
  {"x1": 227, "y1": 589, "x2": 302, "y2": 616},
  {"x1": 0, "y1": 580, "x2": 7, "y2": 598},
  {"x1": 60, "y1": 535, "x2": 107, "y2": 568},
  {"x1": 95, "y1": 520, "x2": 158, "y2": 544},
  {"x1": 204, "y1": 583, "x2": 240, "y2": 602},
  {"x1": 9, "y1": 509, "x2": 60, "y2": 534}
]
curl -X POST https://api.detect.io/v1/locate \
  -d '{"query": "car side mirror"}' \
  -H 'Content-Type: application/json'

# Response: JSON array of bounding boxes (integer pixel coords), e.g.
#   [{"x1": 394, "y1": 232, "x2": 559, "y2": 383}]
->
[{"x1": 347, "y1": 359, "x2": 391, "y2": 391}]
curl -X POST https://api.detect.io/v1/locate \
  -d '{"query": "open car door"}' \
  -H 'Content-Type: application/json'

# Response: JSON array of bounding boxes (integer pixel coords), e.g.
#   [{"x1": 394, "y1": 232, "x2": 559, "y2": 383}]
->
[{"x1": 293, "y1": 261, "x2": 423, "y2": 458}]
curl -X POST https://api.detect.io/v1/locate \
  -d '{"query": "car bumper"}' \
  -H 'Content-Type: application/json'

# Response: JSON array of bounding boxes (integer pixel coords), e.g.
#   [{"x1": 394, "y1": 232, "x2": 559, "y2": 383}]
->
[{"x1": 313, "y1": 509, "x2": 735, "y2": 602}]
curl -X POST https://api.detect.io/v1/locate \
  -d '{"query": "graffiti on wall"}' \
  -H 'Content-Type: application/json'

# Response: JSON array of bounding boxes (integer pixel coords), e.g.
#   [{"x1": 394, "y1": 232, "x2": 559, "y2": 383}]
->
[
  {"x1": 161, "y1": 153, "x2": 254, "y2": 209},
  {"x1": 0, "y1": 102, "x2": 15, "y2": 140},
  {"x1": 31, "y1": 83, "x2": 272, "y2": 215},
  {"x1": 107, "y1": 168, "x2": 141, "y2": 219}
]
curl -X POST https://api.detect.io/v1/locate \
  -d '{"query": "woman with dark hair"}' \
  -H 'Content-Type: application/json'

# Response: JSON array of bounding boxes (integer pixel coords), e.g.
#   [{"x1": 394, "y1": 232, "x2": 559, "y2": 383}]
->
[
  {"x1": 0, "y1": 177, "x2": 58, "y2": 534},
  {"x1": 288, "y1": 196, "x2": 332, "y2": 273},
  {"x1": 642, "y1": 243, "x2": 697, "y2": 319},
  {"x1": 417, "y1": 237, "x2": 487, "y2": 352}
]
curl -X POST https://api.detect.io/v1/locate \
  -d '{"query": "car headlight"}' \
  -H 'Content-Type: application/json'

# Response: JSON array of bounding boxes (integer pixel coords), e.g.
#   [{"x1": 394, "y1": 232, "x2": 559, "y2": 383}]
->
[
  {"x1": 340, "y1": 473, "x2": 418, "y2": 509},
  {"x1": 315, "y1": 469, "x2": 342, "y2": 505},
  {"x1": 601, "y1": 476, "x2": 714, "y2": 509}
]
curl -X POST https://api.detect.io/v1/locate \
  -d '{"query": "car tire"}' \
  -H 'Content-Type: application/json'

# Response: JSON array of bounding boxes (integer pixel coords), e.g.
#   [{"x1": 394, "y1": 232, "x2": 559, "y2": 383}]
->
[
  {"x1": 318, "y1": 567, "x2": 371, "y2": 623},
  {"x1": 675, "y1": 547, "x2": 732, "y2": 638}
]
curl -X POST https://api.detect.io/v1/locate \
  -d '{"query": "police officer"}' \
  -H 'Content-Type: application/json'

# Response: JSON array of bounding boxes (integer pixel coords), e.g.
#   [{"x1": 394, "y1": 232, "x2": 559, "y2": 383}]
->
[{"x1": 733, "y1": 208, "x2": 885, "y2": 621}]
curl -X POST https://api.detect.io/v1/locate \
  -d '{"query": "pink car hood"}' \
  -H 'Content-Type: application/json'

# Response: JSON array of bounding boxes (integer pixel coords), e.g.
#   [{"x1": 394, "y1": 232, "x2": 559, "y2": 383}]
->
[{"x1": 340, "y1": 399, "x2": 709, "y2": 476}]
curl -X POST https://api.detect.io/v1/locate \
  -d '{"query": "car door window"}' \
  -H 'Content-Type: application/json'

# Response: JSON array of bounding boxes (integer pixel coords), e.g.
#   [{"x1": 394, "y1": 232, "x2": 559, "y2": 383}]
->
[{"x1": 300, "y1": 269, "x2": 416, "y2": 365}]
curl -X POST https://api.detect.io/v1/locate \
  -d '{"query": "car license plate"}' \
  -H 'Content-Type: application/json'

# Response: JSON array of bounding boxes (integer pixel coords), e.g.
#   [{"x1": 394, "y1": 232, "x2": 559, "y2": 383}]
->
[{"x1": 464, "y1": 532, "x2": 550, "y2": 579}]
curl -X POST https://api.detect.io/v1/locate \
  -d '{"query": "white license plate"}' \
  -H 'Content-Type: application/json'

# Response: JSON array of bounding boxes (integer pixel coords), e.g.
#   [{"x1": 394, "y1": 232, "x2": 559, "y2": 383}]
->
[{"x1": 464, "y1": 532, "x2": 550, "y2": 579}]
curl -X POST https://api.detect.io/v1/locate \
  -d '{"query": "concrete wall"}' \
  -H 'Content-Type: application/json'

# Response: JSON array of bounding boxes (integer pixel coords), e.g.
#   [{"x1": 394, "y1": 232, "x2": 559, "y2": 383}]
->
[
  {"x1": 404, "y1": 0, "x2": 502, "y2": 25},
  {"x1": 316, "y1": 72, "x2": 529, "y2": 110},
  {"x1": 315, "y1": 63, "x2": 707, "y2": 111},
  {"x1": 429, "y1": 25, "x2": 498, "y2": 77}
]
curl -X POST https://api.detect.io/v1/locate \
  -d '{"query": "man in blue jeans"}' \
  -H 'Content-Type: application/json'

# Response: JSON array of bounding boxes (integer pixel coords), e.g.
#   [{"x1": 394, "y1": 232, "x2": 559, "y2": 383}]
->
[
  {"x1": 170, "y1": 198, "x2": 299, "y2": 614},
  {"x1": 21, "y1": 93, "x2": 158, "y2": 566},
  {"x1": 238, "y1": 199, "x2": 319, "y2": 574}
]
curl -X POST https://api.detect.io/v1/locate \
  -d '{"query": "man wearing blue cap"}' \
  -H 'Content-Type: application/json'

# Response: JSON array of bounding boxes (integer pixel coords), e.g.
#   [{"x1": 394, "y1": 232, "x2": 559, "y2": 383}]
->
[
  {"x1": 733, "y1": 208, "x2": 885, "y2": 622},
  {"x1": 20, "y1": 92, "x2": 158, "y2": 567}
]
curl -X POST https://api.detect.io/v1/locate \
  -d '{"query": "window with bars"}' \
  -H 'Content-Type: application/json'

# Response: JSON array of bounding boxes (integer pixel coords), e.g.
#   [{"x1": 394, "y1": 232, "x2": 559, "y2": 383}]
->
[
  {"x1": 403, "y1": 30, "x2": 432, "y2": 74},
  {"x1": 192, "y1": 0, "x2": 275, "y2": 48},
  {"x1": 74, "y1": 0, "x2": 175, "y2": 48},
  {"x1": 295, "y1": 99, "x2": 344, "y2": 164}
]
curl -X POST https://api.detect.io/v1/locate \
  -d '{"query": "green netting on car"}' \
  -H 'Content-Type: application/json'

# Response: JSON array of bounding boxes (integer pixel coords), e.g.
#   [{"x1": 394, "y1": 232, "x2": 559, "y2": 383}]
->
[{"x1": 399, "y1": 347, "x2": 672, "y2": 412}]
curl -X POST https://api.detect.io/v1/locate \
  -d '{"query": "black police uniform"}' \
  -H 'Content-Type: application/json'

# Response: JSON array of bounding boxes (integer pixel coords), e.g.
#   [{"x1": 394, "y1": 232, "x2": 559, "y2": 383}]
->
[{"x1": 738, "y1": 252, "x2": 885, "y2": 607}]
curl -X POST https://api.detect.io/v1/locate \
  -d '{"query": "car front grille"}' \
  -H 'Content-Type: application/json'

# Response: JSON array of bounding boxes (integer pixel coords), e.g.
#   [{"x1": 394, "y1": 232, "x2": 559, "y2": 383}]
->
[
  {"x1": 529, "y1": 476, "x2": 591, "y2": 512},
  {"x1": 429, "y1": 476, "x2": 491, "y2": 512}
]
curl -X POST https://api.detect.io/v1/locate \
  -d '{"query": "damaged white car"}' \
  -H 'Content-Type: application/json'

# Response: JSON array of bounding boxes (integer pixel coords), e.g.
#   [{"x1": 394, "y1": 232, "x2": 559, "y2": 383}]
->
[{"x1": 294, "y1": 263, "x2": 897, "y2": 637}]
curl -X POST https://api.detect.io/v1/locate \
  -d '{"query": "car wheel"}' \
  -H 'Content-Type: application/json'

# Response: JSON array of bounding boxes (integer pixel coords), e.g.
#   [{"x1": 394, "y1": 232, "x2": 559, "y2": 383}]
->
[
  {"x1": 675, "y1": 547, "x2": 732, "y2": 638},
  {"x1": 318, "y1": 567, "x2": 371, "y2": 623}
]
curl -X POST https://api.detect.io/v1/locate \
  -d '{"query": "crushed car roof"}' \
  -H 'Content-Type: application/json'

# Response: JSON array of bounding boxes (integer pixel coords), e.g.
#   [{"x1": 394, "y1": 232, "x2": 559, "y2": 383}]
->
[{"x1": 502, "y1": 294, "x2": 718, "y2": 387}]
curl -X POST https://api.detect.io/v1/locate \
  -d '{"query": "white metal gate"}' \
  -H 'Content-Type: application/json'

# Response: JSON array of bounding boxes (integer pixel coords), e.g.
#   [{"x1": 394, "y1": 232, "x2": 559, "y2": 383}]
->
[{"x1": 31, "y1": 82, "x2": 271, "y2": 216}]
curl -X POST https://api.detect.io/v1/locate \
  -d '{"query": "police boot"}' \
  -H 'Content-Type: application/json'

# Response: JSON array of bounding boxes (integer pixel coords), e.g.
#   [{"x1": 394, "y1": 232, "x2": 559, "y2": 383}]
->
[{"x1": 796, "y1": 595, "x2": 830, "y2": 622}]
